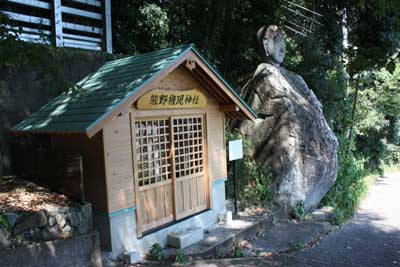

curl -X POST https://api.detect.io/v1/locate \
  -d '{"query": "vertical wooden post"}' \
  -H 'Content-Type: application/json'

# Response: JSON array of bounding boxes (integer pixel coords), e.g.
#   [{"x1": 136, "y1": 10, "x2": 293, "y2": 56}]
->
[
  {"x1": 52, "y1": 0, "x2": 63, "y2": 47},
  {"x1": 103, "y1": 0, "x2": 112, "y2": 53},
  {"x1": 170, "y1": 116, "x2": 178, "y2": 220},
  {"x1": 129, "y1": 112, "x2": 142, "y2": 237}
]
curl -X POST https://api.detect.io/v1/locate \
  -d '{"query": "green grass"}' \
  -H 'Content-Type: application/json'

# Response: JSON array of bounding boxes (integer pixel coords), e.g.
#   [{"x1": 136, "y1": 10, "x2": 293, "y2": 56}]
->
[{"x1": 323, "y1": 160, "x2": 399, "y2": 225}]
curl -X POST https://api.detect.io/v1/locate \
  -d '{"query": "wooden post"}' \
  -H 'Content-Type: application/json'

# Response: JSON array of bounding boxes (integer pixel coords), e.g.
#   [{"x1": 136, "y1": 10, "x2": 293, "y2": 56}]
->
[
  {"x1": 51, "y1": 0, "x2": 63, "y2": 47},
  {"x1": 103, "y1": 0, "x2": 112, "y2": 53}
]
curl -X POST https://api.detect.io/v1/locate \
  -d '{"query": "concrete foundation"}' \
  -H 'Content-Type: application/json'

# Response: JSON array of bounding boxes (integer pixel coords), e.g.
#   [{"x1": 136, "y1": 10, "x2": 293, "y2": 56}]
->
[
  {"x1": 106, "y1": 178, "x2": 227, "y2": 259},
  {"x1": 167, "y1": 227, "x2": 204, "y2": 248}
]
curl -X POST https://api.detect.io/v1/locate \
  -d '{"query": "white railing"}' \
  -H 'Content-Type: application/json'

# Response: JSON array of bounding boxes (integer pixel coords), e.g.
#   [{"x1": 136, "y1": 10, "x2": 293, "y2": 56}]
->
[{"x1": 1, "y1": 0, "x2": 112, "y2": 53}]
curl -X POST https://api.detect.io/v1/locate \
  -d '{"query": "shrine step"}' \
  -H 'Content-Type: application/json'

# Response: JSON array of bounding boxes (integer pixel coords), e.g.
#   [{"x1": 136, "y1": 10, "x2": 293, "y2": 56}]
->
[{"x1": 167, "y1": 227, "x2": 204, "y2": 249}]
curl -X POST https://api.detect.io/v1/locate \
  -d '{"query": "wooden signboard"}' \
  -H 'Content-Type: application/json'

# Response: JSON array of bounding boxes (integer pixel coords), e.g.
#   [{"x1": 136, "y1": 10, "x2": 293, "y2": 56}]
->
[{"x1": 136, "y1": 89, "x2": 207, "y2": 110}]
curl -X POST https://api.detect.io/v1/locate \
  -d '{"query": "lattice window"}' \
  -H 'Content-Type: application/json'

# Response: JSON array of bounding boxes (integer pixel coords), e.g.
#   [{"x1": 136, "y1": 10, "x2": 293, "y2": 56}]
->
[
  {"x1": 172, "y1": 116, "x2": 204, "y2": 179},
  {"x1": 135, "y1": 119, "x2": 172, "y2": 187}
]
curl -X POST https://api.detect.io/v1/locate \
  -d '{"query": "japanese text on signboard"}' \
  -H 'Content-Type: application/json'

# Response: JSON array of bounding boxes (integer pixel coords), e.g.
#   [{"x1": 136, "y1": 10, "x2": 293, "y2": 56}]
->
[
  {"x1": 149, "y1": 93, "x2": 200, "y2": 106},
  {"x1": 136, "y1": 89, "x2": 207, "y2": 110}
]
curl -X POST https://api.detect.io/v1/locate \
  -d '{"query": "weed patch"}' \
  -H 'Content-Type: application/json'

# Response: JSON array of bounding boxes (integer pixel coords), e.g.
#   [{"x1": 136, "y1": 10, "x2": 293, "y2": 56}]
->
[{"x1": 148, "y1": 243, "x2": 164, "y2": 261}]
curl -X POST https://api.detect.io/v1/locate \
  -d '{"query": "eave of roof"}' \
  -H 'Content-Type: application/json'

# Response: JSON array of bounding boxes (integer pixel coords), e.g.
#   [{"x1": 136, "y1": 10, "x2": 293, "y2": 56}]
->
[{"x1": 190, "y1": 48, "x2": 257, "y2": 119}]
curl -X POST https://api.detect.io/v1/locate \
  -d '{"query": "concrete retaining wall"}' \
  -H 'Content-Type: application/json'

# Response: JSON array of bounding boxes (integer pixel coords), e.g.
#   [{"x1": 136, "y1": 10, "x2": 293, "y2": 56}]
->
[{"x1": 0, "y1": 232, "x2": 102, "y2": 267}]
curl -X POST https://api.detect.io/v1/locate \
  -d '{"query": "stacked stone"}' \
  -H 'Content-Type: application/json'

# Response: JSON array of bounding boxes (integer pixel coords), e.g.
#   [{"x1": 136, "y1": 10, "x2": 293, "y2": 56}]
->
[{"x1": 0, "y1": 203, "x2": 92, "y2": 250}]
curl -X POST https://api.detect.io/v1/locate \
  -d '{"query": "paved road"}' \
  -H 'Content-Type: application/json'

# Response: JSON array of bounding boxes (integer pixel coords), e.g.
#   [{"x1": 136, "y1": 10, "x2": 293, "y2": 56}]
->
[
  {"x1": 190, "y1": 172, "x2": 400, "y2": 267},
  {"x1": 287, "y1": 172, "x2": 400, "y2": 267}
]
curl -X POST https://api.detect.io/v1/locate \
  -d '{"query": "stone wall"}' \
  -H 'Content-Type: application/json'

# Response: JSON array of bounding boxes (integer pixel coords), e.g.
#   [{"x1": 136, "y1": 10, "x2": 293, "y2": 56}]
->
[
  {"x1": 1, "y1": 203, "x2": 92, "y2": 250},
  {"x1": 0, "y1": 232, "x2": 101, "y2": 267}
]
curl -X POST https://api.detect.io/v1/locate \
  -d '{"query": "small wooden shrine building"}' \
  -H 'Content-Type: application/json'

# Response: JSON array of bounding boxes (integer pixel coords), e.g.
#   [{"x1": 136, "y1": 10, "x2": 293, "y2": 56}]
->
[{"x1": 12, "y1": 44, "x2": 256, "y2": 258}]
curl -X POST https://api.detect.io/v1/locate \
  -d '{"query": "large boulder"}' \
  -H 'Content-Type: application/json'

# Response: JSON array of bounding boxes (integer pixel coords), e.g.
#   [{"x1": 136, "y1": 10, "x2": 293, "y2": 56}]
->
[{"x1": 238, "y1": 63, "x2": 339, "y2": 211}]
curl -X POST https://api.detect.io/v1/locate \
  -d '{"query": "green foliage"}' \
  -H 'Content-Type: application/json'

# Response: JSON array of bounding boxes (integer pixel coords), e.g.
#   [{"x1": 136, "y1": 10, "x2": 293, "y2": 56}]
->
[
  {"x1": 113, "y1": 3, "x2": 169, "y2": 54},
  {"x1": 225, "y1": 129, "x2": 273, "y2": 207},
  {"x1": 0, "y1": 212, "x2": 11, "y2": 232},
  {"x1": 231, "y1": 242, "x2": 244, "y2": 258},
  {"x1": 385, "y1": 144, "x2": 400, "y2": 166},
  {"x1": 112, "y1": 0, "x2": 281, "y2": 85},
  {"x1": 148, "y1": 243, "x2": 164, "y2": 261},
  {"x1": 291, "y1": 201, "x2": 305, "y2": 220},
  {"x1": 174, "y1": 250, "x2": 188, "y2": 264},
  {"x1": 215, "y1": 247, "x2": 225, "y2": 257},
  {"x1": 241, "y1": 160, "x2": 273, "y2": 207},
  {"x1": 351, "y1": 61, "x2": 400, "y2": 171},
  {"x1": 322, "y1": 138, "x2": 368, "y2": 225},
  {"x1": 288, "y1": 243, "x2": 305, "y2": 252},
  {"x1": 136, "y1": 4, "x2": 169, "y2": 52}
]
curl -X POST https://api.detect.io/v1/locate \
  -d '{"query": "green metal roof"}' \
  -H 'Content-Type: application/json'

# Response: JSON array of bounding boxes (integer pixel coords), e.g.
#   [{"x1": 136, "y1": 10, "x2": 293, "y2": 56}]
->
[{"x1": 12, "y1": 44, "x2": 256, "y2": 136}]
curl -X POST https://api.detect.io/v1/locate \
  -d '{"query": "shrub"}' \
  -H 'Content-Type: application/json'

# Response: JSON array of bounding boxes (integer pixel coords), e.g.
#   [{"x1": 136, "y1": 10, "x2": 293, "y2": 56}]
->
[
  {"x1": 148, "y1": 243, "x2": 164, "y2": 261},
  {"x1": 321, "y1": 138, "x2": 367, "y2": 225},
  {"x1": 231, "y1": 242, "x2": 244, "y2": 258},
  {"x1": 384, "y1": 143, "x2": 400, "y2": 166},
  {"x1": 241, "y1": 160, "x2": 273, "y2": 206},
  {"x1": 291, "y1": 201, "x2": 305, "y2": 220},
  {"x1": 0, "y1": 212, "x2": 11, "y2": 232},
  {"x1": 225, "y1": 129, "x2": 273, "y2": 208},
  {"x1": 174, "y1": 250, "x2": 188, "y2": 264}
]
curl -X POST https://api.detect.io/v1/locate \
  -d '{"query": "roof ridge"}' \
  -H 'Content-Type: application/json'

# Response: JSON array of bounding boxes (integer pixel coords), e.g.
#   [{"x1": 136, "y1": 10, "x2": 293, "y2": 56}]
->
[{"x1": 104, "y1": 44, "x2": 193, "y2": 66}]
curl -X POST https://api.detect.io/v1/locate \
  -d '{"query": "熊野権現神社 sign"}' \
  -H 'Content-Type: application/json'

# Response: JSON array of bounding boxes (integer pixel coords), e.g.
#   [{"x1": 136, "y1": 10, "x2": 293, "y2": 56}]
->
[{"x1": 136, "y1": 89, "x2": 207, "y2": 109}]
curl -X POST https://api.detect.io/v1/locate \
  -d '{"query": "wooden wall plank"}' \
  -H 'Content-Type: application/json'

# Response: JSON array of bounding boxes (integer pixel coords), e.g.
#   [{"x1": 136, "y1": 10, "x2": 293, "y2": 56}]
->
[
  {"x1": 63, "y1": 41, "x2": 101, "y2": 51},
  {"x1": 183, "y1": 179, "x2": 190, "y2": 212},
  {"x1": 139, "y1": 192, "x2": 147, "y2": 225},
  {"x1": 156, "y1": 186, "x2": 164, "y2": 220},
  {"x1": 176, "y1": 182, "x2": 183, "y2": 214},
  {"x1": 6, "y1": 0, "x2": 50, "y2": 9},
  {"x1": 63, "y1": 33, "x2": 102, "y2": 42},
  {"x1": 62, "y1": 21, "x2": 102, "y2": 34},
  {"x1": 18, "y1": 36, "x2": 51, "y2": 44},
  {"x1": 51, "y1": 132, "x2": 108, "y2": 212},
  {"x1": 190, "y1": 177, "x2": 197, "y2": 210},
  {"x1": 2, "y1": 11, "x2": 51, "y2": 25},
  {"x1": 62, "y1": 6, "x2": 102, "y2": 20},
  {"x1": 5, "y1": 25, "x2": 51, "y2": 35},
  {"x1": 165, "y1": 185, "x2": 172, "y2": 217},
  {"x1": 70, "y1": 0, "x2": 101, "y2": 7},
  {"x1": 103, "y1": 114, "x2": 135, "y2": 212}
]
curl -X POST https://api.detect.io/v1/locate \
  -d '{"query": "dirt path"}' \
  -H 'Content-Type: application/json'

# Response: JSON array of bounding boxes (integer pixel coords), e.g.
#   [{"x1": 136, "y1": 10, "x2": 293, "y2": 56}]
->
[{"x1": 189, "y1": 172, "x2": 400, "y2": 267}]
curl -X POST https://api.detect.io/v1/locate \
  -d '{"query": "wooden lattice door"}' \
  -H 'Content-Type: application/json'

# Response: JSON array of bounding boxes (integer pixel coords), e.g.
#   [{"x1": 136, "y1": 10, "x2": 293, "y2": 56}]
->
[
  {"x1": 134, "y1": 118, "x2": 174, "y2": 234},
  {"x1": 133, "y1": 115, "x2": 208, "y2": 235},
  {"x1": 171, "y1": 115, "x2": 208, "y2": 220}
]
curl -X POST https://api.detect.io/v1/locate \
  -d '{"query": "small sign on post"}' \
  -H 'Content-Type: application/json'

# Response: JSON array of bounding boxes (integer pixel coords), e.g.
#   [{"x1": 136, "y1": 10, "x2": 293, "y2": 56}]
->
[
  {"x1": 229, "y1": 140, "x2": 243, "y2": 161},
  {"x1": 228, "y1": 140, "x2": 243, "y2": 215}
]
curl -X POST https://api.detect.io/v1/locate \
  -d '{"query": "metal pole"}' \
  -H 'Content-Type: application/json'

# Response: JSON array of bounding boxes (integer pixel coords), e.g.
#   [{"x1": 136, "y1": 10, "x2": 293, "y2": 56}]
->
[{"x1": 233, "y1": 160, "x2": 238, "y2": 215}]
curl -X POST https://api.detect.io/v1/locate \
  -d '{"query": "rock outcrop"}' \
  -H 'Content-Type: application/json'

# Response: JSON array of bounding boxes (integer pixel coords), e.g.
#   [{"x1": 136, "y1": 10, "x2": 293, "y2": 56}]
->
[{"x1": 238, "y1": 63, "x2": 339, "y2": 211}]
